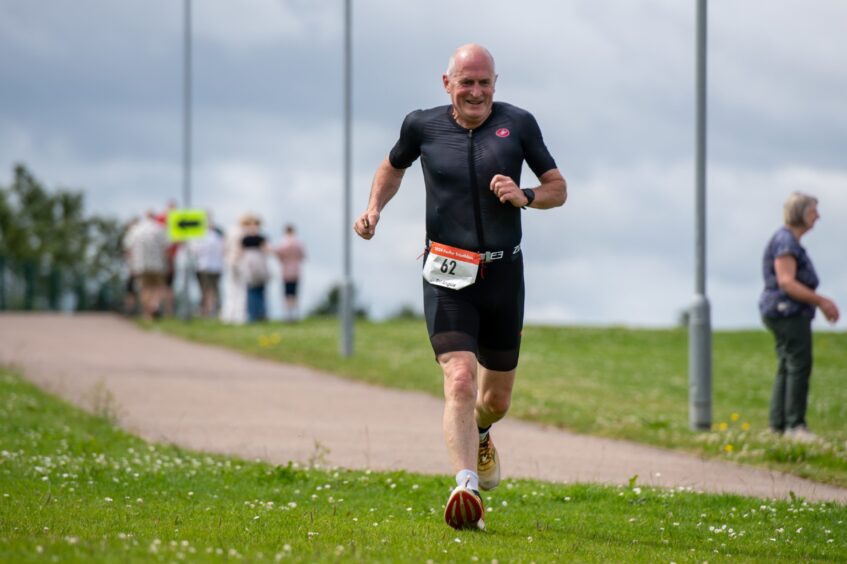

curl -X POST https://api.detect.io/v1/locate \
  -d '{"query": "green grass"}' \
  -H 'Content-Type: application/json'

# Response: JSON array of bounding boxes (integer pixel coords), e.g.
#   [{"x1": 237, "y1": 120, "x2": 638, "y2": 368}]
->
[
  {"x1": 2, "y1": 368, "x2": 846, "y2": 562},
  {"x1": 152, "y1": 317, "x2": 847, "y2": 487}
]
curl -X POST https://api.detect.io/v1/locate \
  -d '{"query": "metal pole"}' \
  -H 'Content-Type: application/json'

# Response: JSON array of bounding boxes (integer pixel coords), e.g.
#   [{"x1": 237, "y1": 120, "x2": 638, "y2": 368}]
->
[
  {"x1": 180, "y1": 0, "x2": 193, "y2": 321},
  {"x1": 183, "y1": 0, "x2": 192, "y2": 209},
  {"x1": 340, "y1": 0, "x2": 354, "y2": 357},
  {"x1": 689, "y1": 0, "x2": 712, "y2": 431},
  {"x1": 0, "y1": 257, "x2": 5, "y2": 310}
]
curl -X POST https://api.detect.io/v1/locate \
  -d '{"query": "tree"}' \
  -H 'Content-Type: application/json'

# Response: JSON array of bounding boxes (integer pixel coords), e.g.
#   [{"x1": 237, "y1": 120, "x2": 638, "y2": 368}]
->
[
  {"x1": 310, "y1": 283, "x2": 369, "y2": 319},
  {"x1": 0, "y1": 163, "x2": 124, "y2": 310}
]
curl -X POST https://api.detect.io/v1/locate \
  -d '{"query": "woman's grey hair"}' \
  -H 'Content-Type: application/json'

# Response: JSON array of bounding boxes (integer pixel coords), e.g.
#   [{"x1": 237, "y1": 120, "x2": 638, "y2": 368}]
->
[
  {"x1": 783, "y1": 191, "x2": 818, "y2": 227},
  {"x1": 445, "y1": 45, "x2": 496, "y2": 78}
]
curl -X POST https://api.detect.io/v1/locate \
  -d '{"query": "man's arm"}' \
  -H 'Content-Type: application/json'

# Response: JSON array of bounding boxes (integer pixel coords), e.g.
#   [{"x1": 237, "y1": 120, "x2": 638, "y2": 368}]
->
[
  {"x1": 489, "y1": 168, "x2": 567, "y2": 209},
  {"x1": 353, "y1": 157, "x2": 407, "y2": 240}
]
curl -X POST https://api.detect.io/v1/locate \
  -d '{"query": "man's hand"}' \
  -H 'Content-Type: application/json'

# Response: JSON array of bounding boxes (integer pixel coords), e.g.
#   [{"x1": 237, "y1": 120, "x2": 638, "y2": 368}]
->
[
  {"x1": 354, "y1": 211, "x2": 380, "y2": 240},
  {"x1": 489, "y1": 174, "x2": 527, "y2": 207}
]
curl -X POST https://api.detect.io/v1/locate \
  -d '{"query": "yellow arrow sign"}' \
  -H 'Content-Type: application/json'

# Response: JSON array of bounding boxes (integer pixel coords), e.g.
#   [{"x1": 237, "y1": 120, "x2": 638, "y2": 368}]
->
[{"x1": 167, "y1": 209, "x2": 208, "y2": 241}]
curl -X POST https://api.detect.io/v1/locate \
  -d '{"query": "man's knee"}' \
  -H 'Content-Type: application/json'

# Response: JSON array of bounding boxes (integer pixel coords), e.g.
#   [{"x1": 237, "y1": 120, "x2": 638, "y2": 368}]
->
[
  {"x1": 440, "y1": 353, "x2": 477, "y2": 403},
  {"x1": 480, "y1": 391, "x2": 511, "y2": 419}
]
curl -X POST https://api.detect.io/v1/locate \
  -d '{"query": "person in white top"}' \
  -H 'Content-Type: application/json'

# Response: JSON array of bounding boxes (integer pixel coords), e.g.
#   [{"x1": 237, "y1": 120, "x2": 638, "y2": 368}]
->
[
  {"x1": 220, "y1": 218, "x2": 247, "y2": 325},
  {"x1": 274, "y1": 224, "x2": 306, "y2": 321},
  {"x1": 188, "y1": 218, "x2": 225, "y2": 317},
  {"x1": 123, "y1": 211, "x2": 168, "y2": 321}
]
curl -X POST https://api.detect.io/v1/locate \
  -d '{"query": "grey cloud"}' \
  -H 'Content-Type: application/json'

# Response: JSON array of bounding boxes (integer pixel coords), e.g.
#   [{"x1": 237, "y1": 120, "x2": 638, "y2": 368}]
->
[{"x1": 2, "y1": 0, "x2": 846, "y2": 327}]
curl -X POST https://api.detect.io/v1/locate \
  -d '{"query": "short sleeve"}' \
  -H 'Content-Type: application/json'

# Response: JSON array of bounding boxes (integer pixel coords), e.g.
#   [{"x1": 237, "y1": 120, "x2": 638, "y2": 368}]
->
[
  {"x1": 521, "y1": 112, "x2": 557, "y2": 178},
  {"x1": 771, "y1": 230, "x2": 799, "y2": 259},
  {"x1": 388, "y1": 111, "x2": 423, "y2": 169}
]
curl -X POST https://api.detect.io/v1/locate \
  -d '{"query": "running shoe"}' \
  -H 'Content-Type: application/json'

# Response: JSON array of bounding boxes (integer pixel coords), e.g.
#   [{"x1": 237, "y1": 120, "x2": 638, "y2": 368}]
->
[
  {"x1": 477, "y1": 433, "x2": 500, "y2": 491},
  {"x1": 444, "y1": 481, "x2": 485, "y2": 530},
  {"x1": 785, "y1": 425, "x2": 819, "y2": 443}
]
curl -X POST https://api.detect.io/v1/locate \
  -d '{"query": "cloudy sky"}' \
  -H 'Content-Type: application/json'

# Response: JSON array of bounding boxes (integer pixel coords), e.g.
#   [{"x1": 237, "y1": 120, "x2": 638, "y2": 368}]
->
[{"x1": 2, "y1": 0, "x2": 845, "y2": 328}]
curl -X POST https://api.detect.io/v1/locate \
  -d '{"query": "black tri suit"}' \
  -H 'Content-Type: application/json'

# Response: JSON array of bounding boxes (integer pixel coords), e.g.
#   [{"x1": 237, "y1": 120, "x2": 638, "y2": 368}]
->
[{"x1": 388, "y1": 102, "x2": 557, "y2": 370}]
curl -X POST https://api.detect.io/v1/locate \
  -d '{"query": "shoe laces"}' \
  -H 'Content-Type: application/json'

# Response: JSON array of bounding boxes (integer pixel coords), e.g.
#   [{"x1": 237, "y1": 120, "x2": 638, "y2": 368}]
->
[{"x1": 478, "y1": 435, "x2": 494, "y2": 466}]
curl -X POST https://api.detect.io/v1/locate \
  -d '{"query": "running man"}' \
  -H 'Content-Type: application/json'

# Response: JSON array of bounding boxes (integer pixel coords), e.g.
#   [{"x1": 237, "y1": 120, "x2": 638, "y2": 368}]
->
[{"x1": 354, "y1": 44, "x2": 567, "y2": 529}]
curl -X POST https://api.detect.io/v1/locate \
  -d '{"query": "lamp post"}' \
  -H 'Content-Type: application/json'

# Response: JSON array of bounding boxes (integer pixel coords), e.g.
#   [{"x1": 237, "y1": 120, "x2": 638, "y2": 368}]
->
[
  {"x1": 183, "y1": 0, "x2": 192, "y2": 210},
  {"x1": 689, "y1": 0, "x2": 712, "y2": 431},
  {"x1": 340, "y1": 0, "x2": 354, "y2": 357},
  {"x1": 180, "y1": 0, "x2": 194, "y2": 321}
]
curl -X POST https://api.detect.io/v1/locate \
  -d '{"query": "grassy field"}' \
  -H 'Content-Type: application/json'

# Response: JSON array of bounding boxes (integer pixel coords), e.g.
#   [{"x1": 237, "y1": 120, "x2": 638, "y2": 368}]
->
[
  {"x1": 153, "y1": 317, "x2": 847, "y2": 487},
  {"x1": 2, "y1": 368, "x2": 846, "y2": 562}
]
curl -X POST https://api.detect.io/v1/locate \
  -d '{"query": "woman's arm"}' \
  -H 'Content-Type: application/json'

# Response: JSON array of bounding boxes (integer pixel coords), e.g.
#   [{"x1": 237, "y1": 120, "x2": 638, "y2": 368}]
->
[{"x1": 775, "y1": 255, "x2": 840, "y2": 322}]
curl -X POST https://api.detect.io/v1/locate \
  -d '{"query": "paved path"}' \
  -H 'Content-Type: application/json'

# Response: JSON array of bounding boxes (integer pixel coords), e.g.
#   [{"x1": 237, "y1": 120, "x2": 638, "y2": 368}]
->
[{"x1": 1, "y1": 313, "x2": 845, "y2": 503}]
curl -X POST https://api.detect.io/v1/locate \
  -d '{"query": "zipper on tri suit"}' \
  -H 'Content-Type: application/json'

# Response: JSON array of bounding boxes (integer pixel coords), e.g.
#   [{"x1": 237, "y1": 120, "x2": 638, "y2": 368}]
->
[{"x1": 466, "y1": 128, "x2": 487, "y2": 279}]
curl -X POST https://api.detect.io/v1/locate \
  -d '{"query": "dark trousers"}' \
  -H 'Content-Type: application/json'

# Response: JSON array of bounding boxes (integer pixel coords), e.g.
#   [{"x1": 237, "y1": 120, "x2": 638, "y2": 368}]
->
[
  {"x1": 763, "y1": 315, "x2": 813, "y2": 431},
  {"x1": 246, "y1": 285, "x2": 267, "y2": 322}
]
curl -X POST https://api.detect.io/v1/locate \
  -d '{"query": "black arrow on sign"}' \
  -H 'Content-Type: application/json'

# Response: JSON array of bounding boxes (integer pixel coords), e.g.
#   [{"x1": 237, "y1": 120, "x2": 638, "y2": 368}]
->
[{"x1": 177, "y1": 219, "x2": 202, "y2": 229}]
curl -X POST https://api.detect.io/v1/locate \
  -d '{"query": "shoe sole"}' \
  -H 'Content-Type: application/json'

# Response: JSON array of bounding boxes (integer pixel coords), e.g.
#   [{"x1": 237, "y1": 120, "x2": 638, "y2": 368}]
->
[{"x1": 444, "y1": 489, "x2": 485, "y2": 530}]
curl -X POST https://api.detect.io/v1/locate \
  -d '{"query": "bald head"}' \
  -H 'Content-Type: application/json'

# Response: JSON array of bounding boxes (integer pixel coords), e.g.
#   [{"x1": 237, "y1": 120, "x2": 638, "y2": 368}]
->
[
  {"x1": 442, "y1": 43, "x2": 498, "y2": 129},
  {"x1": 445, "y1": 44, "x2": 496, "y2": 78}
]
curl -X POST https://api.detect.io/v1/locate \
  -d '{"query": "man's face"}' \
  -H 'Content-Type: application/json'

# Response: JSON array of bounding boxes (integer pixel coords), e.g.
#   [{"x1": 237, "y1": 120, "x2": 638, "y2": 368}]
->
[{"x1": 443, "y1": 52, "x2": 497, "y2": 129}]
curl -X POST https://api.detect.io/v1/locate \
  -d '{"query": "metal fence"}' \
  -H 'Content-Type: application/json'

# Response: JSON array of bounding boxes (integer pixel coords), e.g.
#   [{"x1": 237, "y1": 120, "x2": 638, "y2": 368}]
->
[{"x1": 0, "y1": 256, "x2": 123, "y2": 312}]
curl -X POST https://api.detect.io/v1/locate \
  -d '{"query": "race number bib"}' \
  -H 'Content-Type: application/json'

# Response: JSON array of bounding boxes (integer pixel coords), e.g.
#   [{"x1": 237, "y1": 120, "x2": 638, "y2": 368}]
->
[{"x1": 422, "y1": 242, "x2": 479, "y2": 290}]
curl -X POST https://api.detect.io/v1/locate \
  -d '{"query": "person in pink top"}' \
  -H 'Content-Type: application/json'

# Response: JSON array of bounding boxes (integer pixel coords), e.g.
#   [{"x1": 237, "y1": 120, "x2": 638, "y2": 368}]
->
[{"x1": 274, "y1": 224, "x2": 306, "y2": 321}]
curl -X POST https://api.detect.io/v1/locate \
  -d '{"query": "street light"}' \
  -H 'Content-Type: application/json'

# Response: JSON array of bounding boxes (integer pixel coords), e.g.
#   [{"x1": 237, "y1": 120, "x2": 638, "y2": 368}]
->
[
  {"x1": 689, "y1": 0, "x2": 712, "y2": 431},
  {"x1": 340, "y1": 0, "x2": 354, "y2": 357},
  {"x1": 183, "y1": 0, "x2": 192, "y2": 209},
  {"x1": 180, "y1": 0, "x2": 194, "y2": 321}
]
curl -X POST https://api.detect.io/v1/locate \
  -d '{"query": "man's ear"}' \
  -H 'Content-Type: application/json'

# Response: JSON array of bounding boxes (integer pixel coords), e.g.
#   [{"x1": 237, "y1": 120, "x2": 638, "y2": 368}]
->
[{"x1": 442, "y1": 74, "x2": 451, "y2": 92}]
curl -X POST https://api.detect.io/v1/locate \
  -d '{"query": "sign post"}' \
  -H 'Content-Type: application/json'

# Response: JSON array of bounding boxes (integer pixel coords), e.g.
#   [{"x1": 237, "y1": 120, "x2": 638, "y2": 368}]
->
[{"x1": 167, "y1": 209, "x2": 207, "y2": 320}]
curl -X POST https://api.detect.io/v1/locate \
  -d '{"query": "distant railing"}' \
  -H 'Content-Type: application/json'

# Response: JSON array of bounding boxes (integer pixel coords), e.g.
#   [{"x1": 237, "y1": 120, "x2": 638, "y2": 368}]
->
[{"x1": 0, "y1": 255, "x2": 123, "y2": 312}]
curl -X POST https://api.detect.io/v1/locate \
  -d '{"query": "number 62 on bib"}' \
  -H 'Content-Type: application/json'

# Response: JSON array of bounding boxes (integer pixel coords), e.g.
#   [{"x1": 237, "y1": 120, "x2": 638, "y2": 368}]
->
[{"x1": 422, "y1": 241, "x2": 479, "y2": 290}]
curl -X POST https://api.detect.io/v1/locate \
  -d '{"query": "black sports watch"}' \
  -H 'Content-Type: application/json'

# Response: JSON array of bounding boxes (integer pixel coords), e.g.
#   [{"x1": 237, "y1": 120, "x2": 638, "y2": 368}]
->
[{"x1": 521, "y1": 188, "x2": 536, "y2": 209}]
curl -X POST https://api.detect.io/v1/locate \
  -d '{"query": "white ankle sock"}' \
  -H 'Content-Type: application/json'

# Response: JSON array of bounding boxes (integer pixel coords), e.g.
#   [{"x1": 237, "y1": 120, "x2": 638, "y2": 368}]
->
[{"x1": 456, "y1": 469, "x2": 479, "y2": 491}]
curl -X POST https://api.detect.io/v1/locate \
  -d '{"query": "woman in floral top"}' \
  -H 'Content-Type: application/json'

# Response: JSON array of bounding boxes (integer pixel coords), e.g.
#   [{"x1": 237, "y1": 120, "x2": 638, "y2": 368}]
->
[{"x1": 759, "y1": 192, "x2": 839, "y2": 442}]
